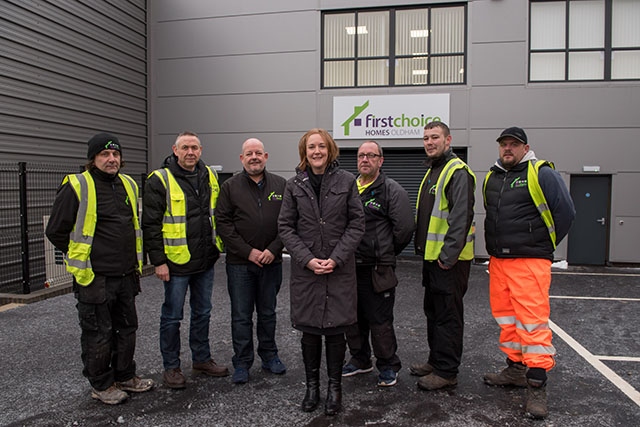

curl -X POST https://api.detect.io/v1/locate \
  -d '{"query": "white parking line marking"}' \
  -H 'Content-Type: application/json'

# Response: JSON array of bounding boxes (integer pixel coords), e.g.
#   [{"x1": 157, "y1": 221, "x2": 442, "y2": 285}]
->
[
  {"x1": 549, "y1": 319, "x2": 640, "y2": 408},
  {"x1": 550, "y1": 296, "x2": 640, "y2": 302},
  {"x1": 594, "y1": 356, "x2": 640, "y2": 362},
  {"x1": 552, "y1": 271, "x2": 640, "y2": 277}
]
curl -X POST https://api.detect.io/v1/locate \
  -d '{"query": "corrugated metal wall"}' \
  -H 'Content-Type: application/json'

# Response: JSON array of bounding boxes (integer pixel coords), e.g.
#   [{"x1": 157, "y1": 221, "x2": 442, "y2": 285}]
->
[
  {"x1": 0, "y1": 0, "x2": 148, "y2": 175},
  {"x1": 0, "y1": 0, "x2": 148, "y2": 293}
]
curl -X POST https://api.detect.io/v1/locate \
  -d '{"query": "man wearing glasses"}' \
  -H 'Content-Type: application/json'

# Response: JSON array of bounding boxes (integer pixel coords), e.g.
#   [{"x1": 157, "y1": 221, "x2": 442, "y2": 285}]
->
[{"x1": 342, "y1": 141, "x2": 414, "y2": 387}]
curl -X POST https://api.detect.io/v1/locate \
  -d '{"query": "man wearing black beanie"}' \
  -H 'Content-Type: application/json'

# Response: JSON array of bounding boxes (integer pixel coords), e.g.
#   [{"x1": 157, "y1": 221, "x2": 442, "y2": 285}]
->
[{"x1": 46, "y1": 132, "x2": 154, "y2": 405}]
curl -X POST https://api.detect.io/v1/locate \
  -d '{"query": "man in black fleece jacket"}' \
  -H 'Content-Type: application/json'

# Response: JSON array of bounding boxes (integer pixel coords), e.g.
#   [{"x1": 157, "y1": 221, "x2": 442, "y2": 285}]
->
[
  {"x1": 215, "y1": 138, "x2": 287, "y2": 384},
  {"x1": 46, "y1": 132, "x2": 153, "y2": 405}
]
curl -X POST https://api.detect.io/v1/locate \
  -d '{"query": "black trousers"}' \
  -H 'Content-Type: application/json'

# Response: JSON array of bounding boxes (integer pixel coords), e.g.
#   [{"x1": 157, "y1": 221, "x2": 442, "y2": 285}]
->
[
  {"x1": 421, "y1": 260, "x2": 471, "y2": 379},
  {"x1": 76, "y1": 273, "x2": 140, "y2": 391},
  {"x1": 345, "y1": 266, "x2": 401, "y2": 372}
]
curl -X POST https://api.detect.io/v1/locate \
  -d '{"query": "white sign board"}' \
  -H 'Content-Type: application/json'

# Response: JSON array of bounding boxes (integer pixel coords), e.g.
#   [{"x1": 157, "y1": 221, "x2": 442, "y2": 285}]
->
[{"x1": 332, "y1": 94, "x2": 450, "y2": 139}]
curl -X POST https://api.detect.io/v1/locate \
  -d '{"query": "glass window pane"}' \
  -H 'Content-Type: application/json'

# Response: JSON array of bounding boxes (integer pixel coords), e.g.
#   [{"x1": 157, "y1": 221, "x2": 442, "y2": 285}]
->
[
  {"x1": 531, "y1": 2, "x2": 566, "y2": 49},
  {"x1": 324, "y1": 61, "x2": 354, "y2": 87},
  {"x1": 431, "y1": 56, "x2": 464, "y2": 84},
  {"x1": 612, "y1": 0, "x2": 640, "y2": 47},
  {"x1": 396, "y1": 9, "x2": 430, "y2": 56},
  {"x1": 612, "y1": 50, "x2": 640, "y2": 79},
  {"x1": 568, "y1": 51, "x2": 604, "y2": 79},
  {"x1": 357, "y1": 59, "x2": 388, "y2": 86},
  {"x1": 530, "y1": 52, "x2": 565, "y2": 81},
  {"x1": 569, "y1": 0, "x2": 604, "y2": 49},
  {"x1": 357, "y1": 11, "x2": 389, "y2": 57},
  {"x1": 431, "y1": 7, "x2": 465, "y2": 54},
  {"x1": 396, "y1": 57, "x2": 428, "y2": 85},
  {"x1": 324, "y1": 14, "x2": 354, "y2": 59}
]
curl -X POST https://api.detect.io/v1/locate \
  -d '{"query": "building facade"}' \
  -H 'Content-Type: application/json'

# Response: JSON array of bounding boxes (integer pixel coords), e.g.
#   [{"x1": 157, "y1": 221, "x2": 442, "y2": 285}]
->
[
  {"x1": 149, "y1": 0, "x2": 640, "y2": 265},
  {"x1": 1, "y1": 0, "x2": 638, "y2": 277}
]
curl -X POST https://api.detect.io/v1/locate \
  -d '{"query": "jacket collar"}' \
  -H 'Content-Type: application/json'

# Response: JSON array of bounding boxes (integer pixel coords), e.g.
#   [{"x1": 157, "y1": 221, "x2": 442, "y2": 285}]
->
[{"x1": 493, "y1": 150, "x2": 537, "y2": 172}]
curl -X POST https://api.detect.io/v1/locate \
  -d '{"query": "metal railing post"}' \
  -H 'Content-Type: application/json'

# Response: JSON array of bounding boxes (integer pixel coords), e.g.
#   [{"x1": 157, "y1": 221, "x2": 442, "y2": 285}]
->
[{"x1": 19, "y1": 162, "x2": 30, "y2": 294}]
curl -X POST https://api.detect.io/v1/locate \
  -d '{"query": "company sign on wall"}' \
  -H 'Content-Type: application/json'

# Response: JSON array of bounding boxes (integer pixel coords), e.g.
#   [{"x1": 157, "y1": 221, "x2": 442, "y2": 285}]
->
[{"x1": 333, "y1": 94, "x2": 450, "y2": 139}]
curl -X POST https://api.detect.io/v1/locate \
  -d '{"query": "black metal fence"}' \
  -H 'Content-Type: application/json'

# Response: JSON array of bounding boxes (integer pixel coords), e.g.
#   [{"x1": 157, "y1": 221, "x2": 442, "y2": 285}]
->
[{"x1": 0, "y1": 162, "x2": 145, "y2": 294}]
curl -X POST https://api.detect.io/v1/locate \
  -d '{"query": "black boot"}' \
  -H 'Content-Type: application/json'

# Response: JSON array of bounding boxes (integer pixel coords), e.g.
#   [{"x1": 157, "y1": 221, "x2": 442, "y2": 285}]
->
[
  {"x1": 301, "y1": 334, "x2": 321, "y2": 412},
  {"x1": 324, "y1": 334, "x2": 346, "y2": 416}
]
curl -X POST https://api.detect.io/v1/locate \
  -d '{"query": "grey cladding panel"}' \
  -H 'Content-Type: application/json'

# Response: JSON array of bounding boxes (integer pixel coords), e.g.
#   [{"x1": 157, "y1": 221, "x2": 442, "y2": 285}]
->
[
  {"x1": 2, "y1": 77, "x2": 146, "y2": 123},
  {"x1": 8, "y1": 0, "x2": 146, "y2": 51},
  {"x1": 0, "y1": 0, "x2": 148, "y2": 169},
  {"x1": 153, "y1": 0, "x2": 315, "y2": 21},
  {"x1": 0, "y1": 38, "x2": 146, "y2": 99},
  {"x1": 155, "y1": 92, "x2": 318, "y2": 134},
  {"x1": 157, "y1": 51, "x2": 317, "y2": 96},
  {"x1": 155, "y1": 10, "x2": 317, "y2": 58},
  {"x1": 0, "y1": 3, "x2": 146, "y2": 85}
]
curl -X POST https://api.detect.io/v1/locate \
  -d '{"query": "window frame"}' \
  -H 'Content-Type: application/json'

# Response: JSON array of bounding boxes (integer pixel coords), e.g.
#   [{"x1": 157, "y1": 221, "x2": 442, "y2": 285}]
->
[
  {"x1": 528, "y1": 0, "x2": 640, "y2": 82},
  {"x1": 321, "y1": 3, "x2": 468, "y2": 89}
]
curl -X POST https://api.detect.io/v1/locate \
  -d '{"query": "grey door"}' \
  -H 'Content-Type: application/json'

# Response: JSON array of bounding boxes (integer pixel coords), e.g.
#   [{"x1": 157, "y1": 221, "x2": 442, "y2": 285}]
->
[{"x1": 568, "y1": 175, "x2": 611, "y2": 265}]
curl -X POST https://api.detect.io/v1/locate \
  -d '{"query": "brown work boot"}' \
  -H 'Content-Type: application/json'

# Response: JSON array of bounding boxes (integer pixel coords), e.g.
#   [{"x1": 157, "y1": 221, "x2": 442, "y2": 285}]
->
[
  {"x1": 409, "y1": 361, "x2": 434, "y2": 377},
  {"x1": 91, "y1": 384, "x2": 128, "y2": 405},
  {"x1": 192, "y1": 359, "x2": 230, "y2": 377},
  {"x1": 116, "y1": 376, "x2": 154, "y2": 393},
  {"x1": 484, "y1": 359, "x2": 527, "y2": 387},
  {"x1": 525, "y1": 379, "x2": 548, "y2": 419},
  {"x1": 163, "y1": 368, "x2": 187, "y2": 389},
  {"x1": 417, "y1": 373, "x2": 458, "y2": 390}
]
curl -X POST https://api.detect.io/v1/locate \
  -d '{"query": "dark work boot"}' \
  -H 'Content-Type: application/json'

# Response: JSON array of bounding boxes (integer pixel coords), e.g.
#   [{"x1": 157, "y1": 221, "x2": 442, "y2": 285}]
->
[
  {"x1": 525, "y1": 368, "x2": 548, "y2": 419},
  {"x1": 484, "y1": 358, "x2": 527, "y2": 387},
  {"x1": 324, "y1": 335, "x2": 346, "y2": 416},
  {"x1": 301, "y1": 337, "x2": 322, "y2": 412},
  {"x1": 526, "y1": 379, "x2": 548, "y2": 419}
]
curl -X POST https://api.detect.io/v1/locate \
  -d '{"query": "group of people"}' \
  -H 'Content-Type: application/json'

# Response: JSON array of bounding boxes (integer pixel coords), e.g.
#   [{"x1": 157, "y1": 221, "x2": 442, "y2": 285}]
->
[{"x1": 45, "y1": 122, "x2": 574, "y2": 420}]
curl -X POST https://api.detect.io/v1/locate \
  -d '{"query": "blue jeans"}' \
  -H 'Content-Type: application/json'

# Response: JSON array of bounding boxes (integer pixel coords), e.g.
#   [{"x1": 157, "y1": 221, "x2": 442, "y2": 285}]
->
[
  {"x1": 160, "y1": 266, "x2": 215, "y2": 370},
  {"x1": 226, "y1": 262, "x2": 282, "y2": 369}
]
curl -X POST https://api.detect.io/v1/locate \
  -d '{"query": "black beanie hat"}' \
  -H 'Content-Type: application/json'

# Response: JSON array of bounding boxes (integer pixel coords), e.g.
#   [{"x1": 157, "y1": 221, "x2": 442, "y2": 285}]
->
[{"x1": 87, "y1": 132, "x2": 122, "y2": 160}]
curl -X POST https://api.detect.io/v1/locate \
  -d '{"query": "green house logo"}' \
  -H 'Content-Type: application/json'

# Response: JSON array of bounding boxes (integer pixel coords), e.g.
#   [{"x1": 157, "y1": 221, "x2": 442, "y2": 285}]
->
[{"x1": 341, "y1": 100, "x2": 369, "y2": 136}]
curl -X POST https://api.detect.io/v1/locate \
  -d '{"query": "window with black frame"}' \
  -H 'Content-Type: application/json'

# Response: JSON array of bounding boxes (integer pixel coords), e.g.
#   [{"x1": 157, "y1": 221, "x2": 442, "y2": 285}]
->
[
  {"x1": 322, "y1": 4, "x2": 467, "y2": 88},
  {"x1": 529, "y1": 0, "x2": 640, "y2": 82}
]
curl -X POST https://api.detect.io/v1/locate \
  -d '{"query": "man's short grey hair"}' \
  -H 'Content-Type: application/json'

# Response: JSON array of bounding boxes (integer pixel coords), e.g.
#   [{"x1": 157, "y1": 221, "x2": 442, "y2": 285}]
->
[
  {"x1": 174, "y1": 131, "x2": 201, "y2": 147},
  {"x1": 361, "y1": 140, "x2": 383, "y2": 157}
]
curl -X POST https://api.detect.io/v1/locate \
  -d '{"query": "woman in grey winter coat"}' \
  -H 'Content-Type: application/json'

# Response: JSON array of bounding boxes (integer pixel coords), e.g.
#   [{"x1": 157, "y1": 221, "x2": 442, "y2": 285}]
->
[{"x1": 278, "y1": 128, "x2": 365, "y2": 416}]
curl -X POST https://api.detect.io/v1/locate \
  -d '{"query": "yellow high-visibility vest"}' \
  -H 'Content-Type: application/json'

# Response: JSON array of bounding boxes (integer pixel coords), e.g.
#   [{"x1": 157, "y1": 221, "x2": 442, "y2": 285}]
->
[
  {"x1": 417, "y1": 158, "x2": 476, "y2": 261},
  {"x1": 150, "y1": 166, "x2": 223, "y2": 265},
  {"x1": 483, "y1": 159, "x2": 557, "y2": 248},
  {"x1": 65, "y1": 171, "x2": 143, "y2": 286}
]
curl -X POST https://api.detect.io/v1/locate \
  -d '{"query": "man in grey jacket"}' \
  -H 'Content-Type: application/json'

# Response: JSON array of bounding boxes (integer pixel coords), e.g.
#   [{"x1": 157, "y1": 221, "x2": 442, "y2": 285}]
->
[
  {"x1": 410, "y1": 121, "x2": 476, "y2": 391},
  {"x1": 342, "y1": 141, "x2": 414, "y2": 387}
]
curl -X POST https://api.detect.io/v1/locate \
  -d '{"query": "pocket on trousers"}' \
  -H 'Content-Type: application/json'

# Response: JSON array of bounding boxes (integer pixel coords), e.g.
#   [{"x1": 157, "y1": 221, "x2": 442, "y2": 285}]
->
[
  {"x1": 77, "y1": 302, "x2": 99, "y2": 332},
  {"x1": 372, "y1": 265, "x2": 398, "y2": 293},
  {"x1": 77, "y1": 275, "x2": 107, "y2": 304}
]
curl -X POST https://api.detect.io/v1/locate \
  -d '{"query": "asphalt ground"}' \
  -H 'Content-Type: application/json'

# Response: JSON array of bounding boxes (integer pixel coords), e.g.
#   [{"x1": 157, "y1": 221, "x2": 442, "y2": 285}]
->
[{"x1": 1, "y1": 257, "x2": 639, "y2": 427}]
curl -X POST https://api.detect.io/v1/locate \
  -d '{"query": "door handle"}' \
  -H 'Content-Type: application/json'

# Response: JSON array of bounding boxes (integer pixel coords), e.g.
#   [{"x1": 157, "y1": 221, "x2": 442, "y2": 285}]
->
[{"x1": 596, "y1": 217, "x2": 606, "y2": 225}]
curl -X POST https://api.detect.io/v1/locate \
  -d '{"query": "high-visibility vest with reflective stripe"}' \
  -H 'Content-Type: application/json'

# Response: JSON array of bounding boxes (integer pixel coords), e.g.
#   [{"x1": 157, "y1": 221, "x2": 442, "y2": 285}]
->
[
  {"x1": 150, "y1": 166, "x2": 223, "y2": 265},
  {"x1": 417, "y1": 158, "x2": 476, "y2": 261},
  {"x1": 65, "y1": 171, "x2": 143, "y2": 286},
  {"x1": 483, "y1": 159, "x2": 557, "y2": 248}
]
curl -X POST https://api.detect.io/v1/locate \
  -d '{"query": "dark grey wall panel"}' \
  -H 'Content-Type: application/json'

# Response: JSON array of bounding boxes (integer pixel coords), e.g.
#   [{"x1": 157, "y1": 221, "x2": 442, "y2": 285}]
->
[
  {"x1": 157, "y1": 51, "x2": 317, "y2": 96},
  {"x1": 155, "y1": 92, "x2": 318, "y2": 135},
  {"x1": 0, "y1": 0, "x2": 148, "y2": 174},
  {"x1": 154, "y1": 10, "x2": 317, "y2": 59},
  {"x1": 153, "y1": 0, "x2": 315, "y2": 21}
]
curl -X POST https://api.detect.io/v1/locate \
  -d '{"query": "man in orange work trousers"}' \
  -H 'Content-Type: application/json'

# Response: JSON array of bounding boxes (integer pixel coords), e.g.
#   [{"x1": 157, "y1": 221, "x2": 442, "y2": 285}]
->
[{"x1": 483, "y1": 127, "x2": 575, "y2": 419}]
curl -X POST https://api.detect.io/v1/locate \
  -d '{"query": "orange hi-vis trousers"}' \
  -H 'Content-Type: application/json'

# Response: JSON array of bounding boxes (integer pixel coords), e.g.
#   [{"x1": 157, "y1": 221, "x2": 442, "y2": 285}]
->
[{"x1": 488, "y1": 257, "x2": 556, "y2": 371}]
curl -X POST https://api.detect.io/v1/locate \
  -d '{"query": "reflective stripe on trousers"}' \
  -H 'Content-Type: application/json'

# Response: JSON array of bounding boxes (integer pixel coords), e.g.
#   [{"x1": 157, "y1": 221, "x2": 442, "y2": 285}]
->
[{"x1": 488, "y1": 257, "x2": 556, "y2": 371}]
